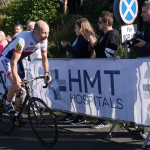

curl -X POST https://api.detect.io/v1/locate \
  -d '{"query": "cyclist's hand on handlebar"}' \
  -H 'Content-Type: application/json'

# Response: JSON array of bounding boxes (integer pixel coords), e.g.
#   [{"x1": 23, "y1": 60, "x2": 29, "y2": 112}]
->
[
  {"x1": 45, "y1": 74, "x2": 52, "y2": 83},
  {"x1": 14, "y1": 83, "x2": 26, "y2": 92}
]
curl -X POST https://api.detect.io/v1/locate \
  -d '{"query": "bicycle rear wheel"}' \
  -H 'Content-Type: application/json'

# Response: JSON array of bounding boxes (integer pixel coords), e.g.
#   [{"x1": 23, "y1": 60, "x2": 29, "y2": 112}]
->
[
  {"x1": 0, "y1": 108, "x2": 15, "y2": 134},
  {"x1": 28, "y1": 97, "x2": 58, "y2": 147}
]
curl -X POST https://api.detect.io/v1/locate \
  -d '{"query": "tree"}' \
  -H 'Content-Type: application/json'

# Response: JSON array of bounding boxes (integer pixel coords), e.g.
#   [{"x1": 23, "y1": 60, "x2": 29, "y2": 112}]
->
[{"x1": 4, "y1": 0, "x2": 59, "y2": 31}]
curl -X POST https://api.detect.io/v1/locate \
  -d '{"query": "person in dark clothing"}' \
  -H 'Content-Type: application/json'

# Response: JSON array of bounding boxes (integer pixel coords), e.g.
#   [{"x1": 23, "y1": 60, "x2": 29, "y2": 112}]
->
[
  {"x1": 76, "y1": 0, "x2": 83, "y2": 15},
  {"x1": 67, "y1": 0, "x2": 77, "y2": 14},
  {"x1": 94, "y1": 29, "x2": 120, "y2": 58},
  {"x1": 67, "y1": 0, "x2": 83, "y2": 15},
  {"x1": 135, "y1": 1, "x2": 150, "y2": 57},
  {"x1": 59, "y1": 18, "x2": 96, "y2": 124},
  {"x1": 85, "y1": 11, "x2": 121, "y2": 128},
  {"x1": 137, "y1": 0, "x2": 146, "y2": 31},
  {"x1": 63, "y1": 34, "x2": 91, "y2": 58},
  {"x1": 134, "y1": 1, "x2": 150, "y2": 139}
]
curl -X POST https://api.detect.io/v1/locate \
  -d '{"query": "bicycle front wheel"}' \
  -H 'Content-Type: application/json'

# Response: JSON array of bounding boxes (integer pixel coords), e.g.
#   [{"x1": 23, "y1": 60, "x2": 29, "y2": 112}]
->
[
  {"x1": 0, "y1": 108, "x2": 14, "y2": 134},
  {"x1": 28, "y1": 97, "x2": 58, "y2": 147}
]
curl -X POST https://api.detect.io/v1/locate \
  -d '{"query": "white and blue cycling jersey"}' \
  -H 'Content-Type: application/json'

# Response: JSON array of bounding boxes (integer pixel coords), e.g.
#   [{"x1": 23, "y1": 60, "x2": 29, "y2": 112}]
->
[
  {"x1": 0, "y1": 31, "x2": 48, "y2": 79},
  {"x1": 2, "y1": 31, "x2": 47, "y2": 59}
]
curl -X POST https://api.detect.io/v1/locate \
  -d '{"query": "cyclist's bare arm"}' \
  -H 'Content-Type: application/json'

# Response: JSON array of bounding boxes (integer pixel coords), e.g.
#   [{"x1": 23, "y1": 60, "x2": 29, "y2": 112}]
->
[
  {"x1": 41, "y1": 51, "x2": 51, "y2": 83},
  {"x1": 42, "y1": 51, "x2": 49, "y2": 72},
  {"x1": 41, "y1": 51, "x2": 49, "y2": 73},
  {"x1": 11, "y1": 50, "x2": 25, "y2": 91}
]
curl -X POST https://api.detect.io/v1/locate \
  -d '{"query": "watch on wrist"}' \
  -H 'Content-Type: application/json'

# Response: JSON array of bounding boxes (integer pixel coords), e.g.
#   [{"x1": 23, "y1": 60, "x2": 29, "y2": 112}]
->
[{"x1": 45, "y1": 72, "x2": 49, "y2": 74}]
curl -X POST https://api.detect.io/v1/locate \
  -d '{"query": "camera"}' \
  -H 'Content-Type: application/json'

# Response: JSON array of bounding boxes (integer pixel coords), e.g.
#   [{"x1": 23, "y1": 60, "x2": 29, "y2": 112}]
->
[{"x1": 126, "y1": 31, "x2": 143, "y2": 48}]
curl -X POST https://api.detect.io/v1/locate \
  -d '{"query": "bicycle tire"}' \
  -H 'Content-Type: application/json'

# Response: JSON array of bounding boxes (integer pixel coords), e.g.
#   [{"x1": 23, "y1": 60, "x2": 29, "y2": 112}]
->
[
  {"x1": 0, "y1": 108, "x2": 15, "y2": 134},
  {"x1": 28, "y1": 97, "x2": 58, "y2": 147}
]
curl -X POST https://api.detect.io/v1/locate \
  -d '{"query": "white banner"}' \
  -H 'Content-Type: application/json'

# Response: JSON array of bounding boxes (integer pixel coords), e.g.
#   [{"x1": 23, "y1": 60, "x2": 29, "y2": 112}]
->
[{"x1": 24, "y1": 58, "x2": 150, "y2": 125}]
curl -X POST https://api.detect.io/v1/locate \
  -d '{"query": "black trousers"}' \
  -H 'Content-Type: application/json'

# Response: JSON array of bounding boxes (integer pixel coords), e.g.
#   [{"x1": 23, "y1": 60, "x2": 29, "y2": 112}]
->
[{"x1": 67, "y1": 0, "x2": 82, "y2": 14}]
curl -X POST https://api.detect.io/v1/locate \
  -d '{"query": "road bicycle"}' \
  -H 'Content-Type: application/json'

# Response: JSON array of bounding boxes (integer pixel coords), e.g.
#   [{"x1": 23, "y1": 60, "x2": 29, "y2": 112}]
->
[{"x1": 0, "y1": 71, "x2": 58, "y2": 147}]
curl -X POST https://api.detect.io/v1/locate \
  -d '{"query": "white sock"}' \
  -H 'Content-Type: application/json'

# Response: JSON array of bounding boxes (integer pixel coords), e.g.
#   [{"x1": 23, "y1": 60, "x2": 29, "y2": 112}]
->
[
  {"x1": 5, "y1": 100, "x2": 11, "y2": 105},
  {"x1": 15, "y1": 111, "x2": 19, "y2": 115}
]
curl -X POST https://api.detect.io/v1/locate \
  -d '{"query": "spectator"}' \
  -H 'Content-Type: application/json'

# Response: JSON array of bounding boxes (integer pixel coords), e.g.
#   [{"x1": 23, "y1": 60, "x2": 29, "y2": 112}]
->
[
  {"x1": 13, "y1": 23, "x2": 23, "y2": 37},
  {"x1": 76, "y1": 0, "x2": 83, "y2": 15},
  {"x1": 137, "y1": 0, "x2": 146, "y2": 31},
  {"x1": 6, "y1": 35, "x2": 12, "y2": 43},
  {"x1": 6, "y1": 23, "x2": 23, "y2": 43},
  {"x1": 0, "y1": 31, "x2": 8, "y2": 54},
  {"x1": 61, "y1": 0, "x2": 68, "y2": 14},
  {"x1": 86, "y1": 11, "x2": 121, "y2": 128},
  {"x1": 134, "y1": 1, "x2": 150, "y2": 139},
  {"x1": 68, "y1": 0, "x2": 77, "y2": 14},
  {"x1": 67, "y1": 0, "x2": 83, "y2": 15},
  {"x1": 27, "y1": 21, "x2": 35, "y2": 31},
  {"x1": 59, "y1": 18, "x2": 96, "y2": 124},
  {"x1": 64, "y1": 0, "x2": 68, "y2": 13}
]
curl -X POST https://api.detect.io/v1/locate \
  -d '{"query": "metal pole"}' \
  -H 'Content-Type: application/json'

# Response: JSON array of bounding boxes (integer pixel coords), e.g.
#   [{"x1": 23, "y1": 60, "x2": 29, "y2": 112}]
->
[
  {"x1": 125, "y1": 42, "x2": 130, "y2": 59},
  {"x1": 142, "y1": 131, "x2": 150, "y2": 148}
]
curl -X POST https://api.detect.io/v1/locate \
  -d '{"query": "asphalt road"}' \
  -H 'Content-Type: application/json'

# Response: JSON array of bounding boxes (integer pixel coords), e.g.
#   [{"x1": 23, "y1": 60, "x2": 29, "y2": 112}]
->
[{"x1": 0, "y1": 114, "x2": 150, "y2": 150}]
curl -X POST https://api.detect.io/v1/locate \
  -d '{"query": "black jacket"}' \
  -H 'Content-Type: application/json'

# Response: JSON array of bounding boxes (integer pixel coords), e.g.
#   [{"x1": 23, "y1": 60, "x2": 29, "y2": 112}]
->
[
  {"x1": 94, "y1": 29, "x2": 121, "y2": 58},
  {"x1": 140, "y1": 23, "x2": 150, "y2": 57},
  {"x1": 65, "y1": 34, "x2": 91, "y2": 58}
]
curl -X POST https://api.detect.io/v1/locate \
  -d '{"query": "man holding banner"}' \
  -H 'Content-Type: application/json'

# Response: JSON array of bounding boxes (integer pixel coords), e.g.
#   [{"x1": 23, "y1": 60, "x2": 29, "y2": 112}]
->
[{"x1": 86, "y1": 11, "x2": 121, "y2": 128}]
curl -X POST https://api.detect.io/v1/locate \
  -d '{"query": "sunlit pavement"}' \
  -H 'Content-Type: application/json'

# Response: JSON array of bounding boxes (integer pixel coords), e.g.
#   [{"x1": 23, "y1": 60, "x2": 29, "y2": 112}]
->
[{"x1": 0, "y1": 114, "x2": 149, "y2": 150}]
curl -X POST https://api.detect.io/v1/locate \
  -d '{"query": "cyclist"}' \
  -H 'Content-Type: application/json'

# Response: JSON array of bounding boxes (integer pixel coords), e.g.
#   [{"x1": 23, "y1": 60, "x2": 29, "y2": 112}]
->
[{"x1": 0, "y1": 20, "x2": 51, "y2": 116}]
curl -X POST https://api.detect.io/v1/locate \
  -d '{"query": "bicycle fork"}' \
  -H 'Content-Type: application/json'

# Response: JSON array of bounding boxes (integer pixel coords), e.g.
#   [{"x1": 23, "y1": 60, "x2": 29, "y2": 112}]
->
[{"x1": 28, "y1": 99, "x2": 46, "y2": 124}]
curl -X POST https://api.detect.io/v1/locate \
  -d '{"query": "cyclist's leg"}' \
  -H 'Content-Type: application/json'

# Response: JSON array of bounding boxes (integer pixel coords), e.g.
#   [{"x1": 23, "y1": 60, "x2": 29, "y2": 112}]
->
[
  {"x1": 8, "y1": 72, "x2": 26, "y2": 127},
  {"x1": 6, "y1": 74, "x2": 22, "y2": 115},
  {"x1": 0, "y1": 56, "x2": 23, "y2": 115},
  {"x1": 0, "y1": 56, "x2": 15, "y2": 114},
  {"x1": 15, "y1": 60, "x2": 26, "y2": 113}
]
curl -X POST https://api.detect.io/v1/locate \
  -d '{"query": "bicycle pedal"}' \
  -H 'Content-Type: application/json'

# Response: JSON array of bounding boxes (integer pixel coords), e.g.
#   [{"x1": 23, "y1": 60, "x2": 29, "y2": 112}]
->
[{"x1": 14, "y1": 119, "x2": 20, "y2": 127}]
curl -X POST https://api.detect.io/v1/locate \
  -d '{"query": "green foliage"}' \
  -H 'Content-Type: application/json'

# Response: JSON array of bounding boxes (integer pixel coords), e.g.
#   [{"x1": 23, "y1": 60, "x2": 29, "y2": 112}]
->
[
  {"x1": 0, "y1": 14, "x2": 6, "y2": 29},
  {"x1": 0, "y1": 0, "x2": 59, "y2": 32},
  {"x1": 0, "y1": 0, "x2": 139, "y2": 59},
  {"x1": 117, "y1": 45, "x2": 126, "y2": 59},
  {"x1": 48, "y1": 14, "x2": 79, "y2": 58},
  {"x1": 130, "y1": 46, "x2": 140, "y2": 59}
]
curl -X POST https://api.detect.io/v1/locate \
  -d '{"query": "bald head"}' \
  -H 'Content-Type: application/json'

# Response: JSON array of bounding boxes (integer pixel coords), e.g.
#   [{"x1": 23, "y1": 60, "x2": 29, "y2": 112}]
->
[
  {"x1": 33, "y1": 20, "x2": 49, "y2": 43},
  {"x1": 34, "y1": 20, "x2": 49, "y2": 33}
]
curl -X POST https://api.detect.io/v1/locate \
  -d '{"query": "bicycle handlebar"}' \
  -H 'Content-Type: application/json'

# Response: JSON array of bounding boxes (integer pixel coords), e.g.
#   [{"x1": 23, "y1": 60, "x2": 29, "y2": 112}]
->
[
  {"x1": 43, "y1": 76, "x2": 50, "y2": 88},
  {"x1": 23, "y1": 75, "x2": 49, "y2": 88}
]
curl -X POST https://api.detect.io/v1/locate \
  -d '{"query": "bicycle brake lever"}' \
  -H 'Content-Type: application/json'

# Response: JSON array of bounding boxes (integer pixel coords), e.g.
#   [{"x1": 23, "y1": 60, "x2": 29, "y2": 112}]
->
[
  {"x1": 43, "y1": 83, "x2": 48, "y2": 88},
  {"x1": 43, "y1": 75, "x2": 50, "y2": 88}
]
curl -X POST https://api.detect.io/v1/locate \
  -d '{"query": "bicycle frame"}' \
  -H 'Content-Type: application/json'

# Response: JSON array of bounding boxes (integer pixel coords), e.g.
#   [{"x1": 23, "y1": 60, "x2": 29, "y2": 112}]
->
[
  {"x1": 15, "y1": 76, "x2": 47, "y2": 120},
  {"x1": 16, "y1": 84, "x2": 32, "y2": 120},
  {"x1": 0, "y1": 71, "x2": 8, "y2": 94},
  {"x1": 0, "y1": 73, "x2": 58, "y2": 147},
  {"x1": 0, "y1": 71, "x2": 47, "y2": 122}
]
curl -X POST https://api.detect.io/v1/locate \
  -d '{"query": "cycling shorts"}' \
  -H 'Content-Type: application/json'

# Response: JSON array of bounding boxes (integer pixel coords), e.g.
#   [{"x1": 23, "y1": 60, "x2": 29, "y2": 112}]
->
[{"x1": 0, "y1": 55, "x2": 25, "y2": 80}]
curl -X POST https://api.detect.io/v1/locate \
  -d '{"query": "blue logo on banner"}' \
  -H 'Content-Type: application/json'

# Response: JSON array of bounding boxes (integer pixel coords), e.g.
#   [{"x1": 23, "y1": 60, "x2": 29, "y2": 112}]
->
[{"x1": 49, "y1": 69, "x2": 67, "y2": 100}]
